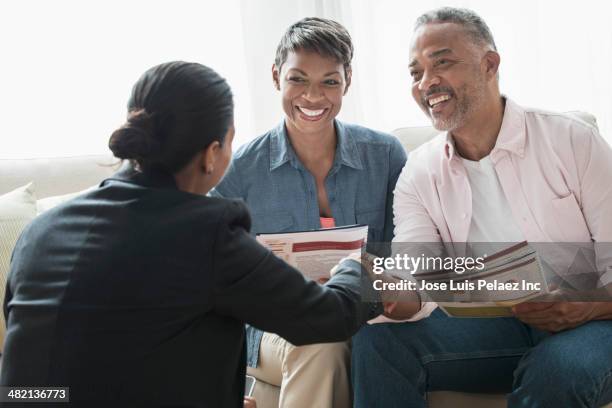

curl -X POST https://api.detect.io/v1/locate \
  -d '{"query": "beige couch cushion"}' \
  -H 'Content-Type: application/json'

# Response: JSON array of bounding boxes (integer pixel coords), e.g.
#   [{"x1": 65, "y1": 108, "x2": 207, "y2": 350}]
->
[
  {"x1": 0, "y1": 183, "x2": 37, "y2": 219},
  {"x1": 0, "y1": 183, "x2": 38, "y2": 351},
  {"x1": 0, "y1": 155, "x2": 117, "y2": 198},
  {"x1": 37, "y1": 186, "x2": 96, "y2": 214},
  {"x1": 391, "y1": 125, "x2": 440, "y2": 153}
]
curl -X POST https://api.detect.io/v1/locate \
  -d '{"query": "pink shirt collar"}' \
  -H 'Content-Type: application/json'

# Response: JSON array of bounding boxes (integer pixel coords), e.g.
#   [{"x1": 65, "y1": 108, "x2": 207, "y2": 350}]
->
[{"x1": 443, "y1": 97, "x2": 527, "y2": 163}]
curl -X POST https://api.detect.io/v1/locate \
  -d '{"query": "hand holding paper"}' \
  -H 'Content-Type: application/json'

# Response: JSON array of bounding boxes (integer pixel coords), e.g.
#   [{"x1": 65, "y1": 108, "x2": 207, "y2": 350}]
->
[{"x1": 257, "y1": 225, "x2": 368, "y2": 282}]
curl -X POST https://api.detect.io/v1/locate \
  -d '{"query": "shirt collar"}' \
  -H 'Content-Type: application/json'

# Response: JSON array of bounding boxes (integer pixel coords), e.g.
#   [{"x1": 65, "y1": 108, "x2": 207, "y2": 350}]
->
[
  {"x1": 490, "y1": 97, "x2": 527, "y2": 159},
  {"x1": 102, "y1": 161, "x2": 179, "y2": 190},
  {"x1": 443, "y1": 133, "x2": 458, "y2": 161},
  {"x1": 443, "y1": 97, "x2": 527, "y2": 162},
  {"x1": 269, "y1": 119, "x2": 364, "y2": 171}
]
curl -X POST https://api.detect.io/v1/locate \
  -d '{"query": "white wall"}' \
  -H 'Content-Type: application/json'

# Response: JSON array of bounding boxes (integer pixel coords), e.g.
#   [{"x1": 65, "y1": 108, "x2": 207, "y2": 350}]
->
[
  {"x1": 1, "y1": 0, "x2": 252, "y2": 158},
  {"x1": 2, "y1": 0, "x2": 611, "y2": 159}
]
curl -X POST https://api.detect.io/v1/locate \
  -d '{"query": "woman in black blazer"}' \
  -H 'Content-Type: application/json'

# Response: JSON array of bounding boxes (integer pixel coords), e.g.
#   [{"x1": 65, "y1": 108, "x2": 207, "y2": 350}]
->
[{"x1": 1, "y1": 62, "x2": 382, "y2": 407}]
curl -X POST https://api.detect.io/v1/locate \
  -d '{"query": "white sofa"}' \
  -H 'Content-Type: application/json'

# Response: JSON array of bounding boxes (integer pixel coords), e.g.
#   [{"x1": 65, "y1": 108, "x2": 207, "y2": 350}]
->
[
  {"x1": 0, "y1": 154, "x2": 119, "y2": 199},
  {"x1": 1, "y1": 118, "x2": 610, "y2": 408}
]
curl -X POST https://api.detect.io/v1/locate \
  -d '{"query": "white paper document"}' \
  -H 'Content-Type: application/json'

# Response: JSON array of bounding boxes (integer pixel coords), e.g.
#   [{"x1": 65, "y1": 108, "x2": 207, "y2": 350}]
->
[{"x1": 256, "y1": 224, "x2": 368, "y2": 281}]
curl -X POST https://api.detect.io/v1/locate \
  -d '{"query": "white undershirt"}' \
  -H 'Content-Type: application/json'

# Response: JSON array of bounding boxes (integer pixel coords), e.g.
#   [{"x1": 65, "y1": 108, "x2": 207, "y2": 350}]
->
[
  {"x1": 373, "y1": 156, "x2": 528, "y2": 325},
  {"x1": 462, "y1": 156, "x2": 525, "y2": 257}
]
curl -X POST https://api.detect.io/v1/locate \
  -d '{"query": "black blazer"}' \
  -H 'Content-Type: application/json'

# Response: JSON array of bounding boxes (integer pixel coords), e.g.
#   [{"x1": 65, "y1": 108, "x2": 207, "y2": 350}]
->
[{"x1": 1, "y1": 165, "x2": 380, "y2": 407}]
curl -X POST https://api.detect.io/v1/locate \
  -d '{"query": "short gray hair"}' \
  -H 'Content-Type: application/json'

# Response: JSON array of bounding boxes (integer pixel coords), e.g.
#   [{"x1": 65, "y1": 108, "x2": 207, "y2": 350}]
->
[
  {"x1": 274, "y1": 17, "x2": 353, "y2": 75},
  {"x1": 415, "y1": 7, "x2": 497, "y2": 51}
]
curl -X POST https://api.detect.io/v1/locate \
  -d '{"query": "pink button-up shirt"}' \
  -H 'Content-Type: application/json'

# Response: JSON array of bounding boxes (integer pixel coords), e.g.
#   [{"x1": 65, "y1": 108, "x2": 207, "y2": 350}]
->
[{"x1": 393, "y1": 98, "x2": 612, "y2": 320}]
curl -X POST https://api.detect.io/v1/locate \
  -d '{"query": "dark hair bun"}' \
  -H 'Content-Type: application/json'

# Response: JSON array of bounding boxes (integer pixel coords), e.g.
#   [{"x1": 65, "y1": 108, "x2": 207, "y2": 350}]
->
[
  {"x1": 108, "y1": 61, "x2": 233, "y2": 173},
  {"x1": 108, "y1": 109, "x2": 161, "y2": 161}
]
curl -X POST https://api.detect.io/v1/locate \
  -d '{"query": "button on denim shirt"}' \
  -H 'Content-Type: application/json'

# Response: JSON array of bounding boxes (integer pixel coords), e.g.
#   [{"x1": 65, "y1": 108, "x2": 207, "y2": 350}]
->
[{"x1": 210, "y1": 120, "x2": 407, "y2": 367}]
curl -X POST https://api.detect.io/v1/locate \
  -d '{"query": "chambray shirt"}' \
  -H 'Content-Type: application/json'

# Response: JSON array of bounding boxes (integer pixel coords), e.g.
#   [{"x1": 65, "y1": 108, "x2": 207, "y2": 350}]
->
[{"x1": 211, "y1": 120, "x2": 407, "y2": 367}]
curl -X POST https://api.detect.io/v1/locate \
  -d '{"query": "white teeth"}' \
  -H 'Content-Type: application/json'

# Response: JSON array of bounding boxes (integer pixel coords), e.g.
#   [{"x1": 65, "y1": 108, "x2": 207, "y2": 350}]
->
[
  {"x1": 428, "y1": 94, "x2": 451, "y2": 107},
  {"x1": 299, "y1": 107, "x2": 325, "y2": 116}
]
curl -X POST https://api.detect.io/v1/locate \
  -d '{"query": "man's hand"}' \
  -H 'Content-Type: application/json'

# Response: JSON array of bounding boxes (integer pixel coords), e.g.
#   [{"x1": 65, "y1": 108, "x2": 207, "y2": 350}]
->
[
  {"x1": 379, "y1": 275, "x2": 421, "y2": 320},
  {"x1": 512, "y1": 301, "x2": 597, "y2": 332},
  {"x1": 383, "y1": 299, "x2": 420, "y2": 320},
  {"x1": 244, "y1": 396, "x2": 257, "y2": 408}
]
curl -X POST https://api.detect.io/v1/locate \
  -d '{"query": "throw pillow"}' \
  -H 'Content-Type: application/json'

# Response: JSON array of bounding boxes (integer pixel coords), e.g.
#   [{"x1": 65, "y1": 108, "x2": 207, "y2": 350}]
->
[
  {"x1": 37, "y1": 185, "x2": 96, "y2": 214},
  {"x1": 0, "y1": 183, "x2": 38, "y2": 352}
]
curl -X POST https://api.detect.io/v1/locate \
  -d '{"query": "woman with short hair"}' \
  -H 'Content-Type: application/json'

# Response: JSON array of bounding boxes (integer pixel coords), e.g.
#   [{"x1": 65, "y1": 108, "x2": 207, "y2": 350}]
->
[{"x1": 212, "y1": 17, "x2": 407, "y2": 408}]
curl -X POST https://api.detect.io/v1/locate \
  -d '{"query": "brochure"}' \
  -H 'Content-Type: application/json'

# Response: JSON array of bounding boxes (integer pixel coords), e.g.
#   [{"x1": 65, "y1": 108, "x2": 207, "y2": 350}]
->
[
  {"x1": 413, "y1": 242, "x2": 549, "y2": 317},
  {"x1": 256, "y1": 224, "x2": 368, "y2": 281}
]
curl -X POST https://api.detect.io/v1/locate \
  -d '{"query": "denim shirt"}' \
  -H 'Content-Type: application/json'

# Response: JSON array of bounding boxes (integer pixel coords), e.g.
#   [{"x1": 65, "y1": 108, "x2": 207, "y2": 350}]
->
[{"x1": 210, "y1": 120, "x2": 407, "y2": 367}]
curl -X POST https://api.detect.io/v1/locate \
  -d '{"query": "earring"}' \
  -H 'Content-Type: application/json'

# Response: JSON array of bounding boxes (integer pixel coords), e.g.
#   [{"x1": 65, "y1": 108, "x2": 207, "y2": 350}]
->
[{"x1": 206, "y1": 166, "x2": 213, "y2": 174}]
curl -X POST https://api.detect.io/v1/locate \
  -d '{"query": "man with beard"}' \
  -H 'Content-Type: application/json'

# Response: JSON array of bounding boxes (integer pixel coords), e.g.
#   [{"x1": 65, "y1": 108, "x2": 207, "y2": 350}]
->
[{"x1": 351, "y1": 7, "x2": 612, "y2": 408}]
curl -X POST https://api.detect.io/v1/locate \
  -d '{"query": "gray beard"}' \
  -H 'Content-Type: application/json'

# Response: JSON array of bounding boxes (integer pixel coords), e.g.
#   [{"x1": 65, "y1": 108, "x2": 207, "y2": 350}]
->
[{"x1": 431, "y1": 82, "x2": 486, "y2": 132}]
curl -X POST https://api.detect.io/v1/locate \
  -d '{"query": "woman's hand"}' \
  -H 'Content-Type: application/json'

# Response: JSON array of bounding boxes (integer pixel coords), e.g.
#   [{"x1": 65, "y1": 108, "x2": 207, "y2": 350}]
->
[
  {"x1": 329, "y1": 252, "x2": 421, "y2": 320},
  {"x1": 330, "y1": 252, "x2": 376, "y2": 278}
]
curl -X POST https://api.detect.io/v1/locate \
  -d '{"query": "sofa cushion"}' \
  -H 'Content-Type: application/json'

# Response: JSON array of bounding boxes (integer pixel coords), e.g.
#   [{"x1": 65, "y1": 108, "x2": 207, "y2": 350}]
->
[
  {"x1": 0, "y1": 183, "x2": 37, "y2": 220},
  {"x1": 0, "y1": 183, "x2": 38, "y2": 352},
  {"x1": 0, "y1": 155, "x2": 116, "y2": 198},
  {"x1": 37, "y1": 185, "x2": 96, "y2": 214}
]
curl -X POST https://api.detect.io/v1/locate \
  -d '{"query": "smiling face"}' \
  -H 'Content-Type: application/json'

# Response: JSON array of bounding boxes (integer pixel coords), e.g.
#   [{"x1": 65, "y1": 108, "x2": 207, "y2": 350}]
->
[
  {"x1": 409, "y1": 22, "x2": 492, "y2": 132},
  {"x1": 273, "y1": 50, "x2": 350, "y2": 136}
]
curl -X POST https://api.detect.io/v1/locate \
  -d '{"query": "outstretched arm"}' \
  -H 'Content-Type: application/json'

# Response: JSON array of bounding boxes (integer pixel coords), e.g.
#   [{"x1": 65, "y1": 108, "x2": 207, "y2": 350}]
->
[{"x1": 212, "y1": 201, "x2": 382, "y2": 346}]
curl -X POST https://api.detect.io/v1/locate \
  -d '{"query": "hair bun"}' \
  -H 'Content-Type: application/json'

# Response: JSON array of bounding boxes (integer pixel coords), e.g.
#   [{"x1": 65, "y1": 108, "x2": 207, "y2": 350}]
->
[
  {"x1": 108, "y1": 62, "x2": 234, "y2": 173},
  {"x1": 108, "y1": 110, "x2": 161, "y2": 160}
]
